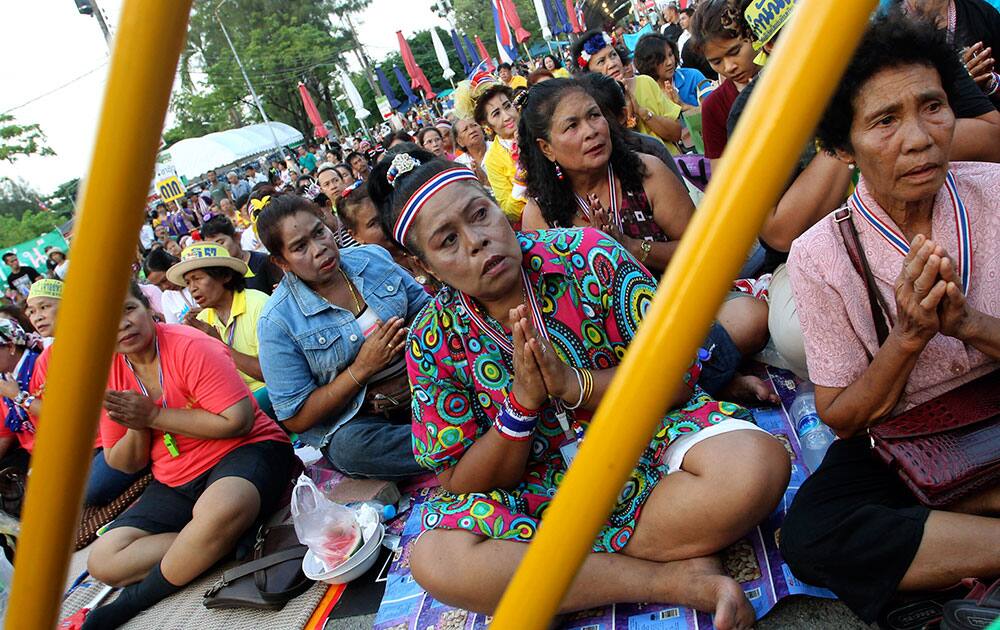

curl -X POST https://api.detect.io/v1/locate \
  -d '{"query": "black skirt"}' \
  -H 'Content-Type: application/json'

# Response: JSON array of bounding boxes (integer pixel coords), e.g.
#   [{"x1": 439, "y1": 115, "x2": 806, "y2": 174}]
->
[{"x1": 779, "y1": 435, "x2": 931, "y2": 623}]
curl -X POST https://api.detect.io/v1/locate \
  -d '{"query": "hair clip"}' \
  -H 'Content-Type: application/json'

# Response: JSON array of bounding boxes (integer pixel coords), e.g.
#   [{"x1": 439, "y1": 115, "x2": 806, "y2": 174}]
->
[{"x1": 386, "y1": 153, "x2": 421, "y2": 188}]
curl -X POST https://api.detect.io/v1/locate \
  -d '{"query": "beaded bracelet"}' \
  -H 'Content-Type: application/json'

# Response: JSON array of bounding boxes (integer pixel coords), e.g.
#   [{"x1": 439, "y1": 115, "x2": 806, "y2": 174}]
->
[{"x1": 493, "y1": 397, "x2": 539, "y2": 441}]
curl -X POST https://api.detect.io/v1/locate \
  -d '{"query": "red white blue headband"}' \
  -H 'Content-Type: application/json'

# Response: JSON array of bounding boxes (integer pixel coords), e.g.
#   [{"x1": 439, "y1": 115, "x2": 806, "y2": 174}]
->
[
  {"x1": 392, "y1": 167, "x2": 479, "y2": 245},
  {"x1": 577, "y1": 32, "x2": 613, "y2": 69}
]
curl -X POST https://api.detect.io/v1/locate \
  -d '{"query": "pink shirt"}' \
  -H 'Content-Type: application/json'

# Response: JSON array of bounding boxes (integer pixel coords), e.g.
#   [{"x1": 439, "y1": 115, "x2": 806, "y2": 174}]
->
[
  {"x1": 788, "y1": 161, "x2": 1000, "y2": 412},
  {"x1": 100, "y1": 323, "x2": 288, "y2": 486}
]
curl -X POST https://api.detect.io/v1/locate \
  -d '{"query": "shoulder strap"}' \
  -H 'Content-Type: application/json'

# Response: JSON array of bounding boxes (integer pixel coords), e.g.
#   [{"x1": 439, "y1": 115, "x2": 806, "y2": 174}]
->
[
  {"x1": 834, "y1": 208, "x2": 893, "y2": 349},
  {"x1": 219, "y1": 546, "x2": 306, "y2": 586}
]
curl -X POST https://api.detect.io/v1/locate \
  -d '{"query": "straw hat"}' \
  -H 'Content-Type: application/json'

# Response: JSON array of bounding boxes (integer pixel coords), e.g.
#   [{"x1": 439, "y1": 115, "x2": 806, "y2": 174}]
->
[{"x1": 166, "y1": 242, "x2": 248, "y2": 286}]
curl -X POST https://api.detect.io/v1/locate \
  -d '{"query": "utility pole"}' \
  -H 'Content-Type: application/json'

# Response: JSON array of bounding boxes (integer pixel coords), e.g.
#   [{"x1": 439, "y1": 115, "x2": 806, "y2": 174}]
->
[
  {"x1": 73, "y1": 0, "x2": 111, "y2": 48},
  {"x1": 215, "y1": 0, "x2": 287, "y2": 158},
  {"x1": 336, "y1": 11, "x2": 384, "y2": 101}
]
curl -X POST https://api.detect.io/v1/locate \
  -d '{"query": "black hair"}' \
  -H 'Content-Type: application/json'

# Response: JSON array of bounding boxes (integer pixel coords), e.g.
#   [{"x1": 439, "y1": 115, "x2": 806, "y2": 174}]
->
[
  {"x1": 542, "y1": 54, "x2": 564, "y2": 70},
  {"x1": 335, "y1": 184, "x2": 374, "y2": 232},
  {"x1": 574, "y1": 72, "x2": 628, "y2": 129},
  {"x1": 383, "y1": 130, "x2": 414, "y2": 147},
  {"x1": 368, "y1": 145, "x2": 460, "y2": 255},
  {"x1": 518, "y1": 78, "x2": 646, "y2": 228},
  {"x1": 688, "y1": 0, "x2": 753, "y2": 55},
  {"x1": 128, "y1": 281, "x2": 151, "y2": 308},
  {"x1": 633, "y1": 33, "x2": 679, "y2": 80},
  {"x1": 0, "y1": 304, "x2": 36, "y2": 333},
  {"x1": 199, "y1": 215, "x2": 237, "y2": 239},
  {"x1": 201, "y1": 266, "x2": 247, "y2": 293},
  {"x1": 2, "y1": 252, "x2": 16, "y2": 262},
  {"x1": 334, "y1": 163, "x2": 354, "y2": 181},
  {"x1": 681, "y1": 6, "x2": 695, "y2": 16},
  {"x1": 346, "y1": 151, "x2": 366, "y2": 166},
  {"x1": 143, "y1": 247, "x2": 180, "y2": 275},
  {"x1": 416, "y1": 126, "x2": 443, "y2": 149},
  {"x1": 817, "y1": 12, "x2": 963, "y2": 154},
  {"x1": 254, "y1": 193, "x2": 324, "y2": 255},
  {"x1": 498, "y1": 62, "x2": 513, "y2": 71}
]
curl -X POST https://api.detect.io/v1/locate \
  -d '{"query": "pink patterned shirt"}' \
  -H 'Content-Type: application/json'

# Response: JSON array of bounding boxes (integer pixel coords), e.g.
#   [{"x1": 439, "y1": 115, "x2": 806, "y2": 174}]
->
[{"x1": 788, "y1": 161, "x2": 1000, "y2": 412}]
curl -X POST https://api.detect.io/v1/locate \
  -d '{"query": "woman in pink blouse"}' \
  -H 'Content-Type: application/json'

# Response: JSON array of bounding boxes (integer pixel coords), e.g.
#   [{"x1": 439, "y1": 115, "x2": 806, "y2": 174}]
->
[{"x1": 780, "y1": 16, "x2": 1000, "y2": 625}]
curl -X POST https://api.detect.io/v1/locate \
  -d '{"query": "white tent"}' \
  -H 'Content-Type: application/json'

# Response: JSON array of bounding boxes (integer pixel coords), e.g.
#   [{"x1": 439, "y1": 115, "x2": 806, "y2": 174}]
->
[{"x1": 163, "y1": 122, "x2": 304, "y2": 181}]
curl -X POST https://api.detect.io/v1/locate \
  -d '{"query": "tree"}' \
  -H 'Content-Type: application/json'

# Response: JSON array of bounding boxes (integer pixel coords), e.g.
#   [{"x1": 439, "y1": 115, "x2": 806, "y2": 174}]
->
[
  {"x1": 46, "y1": 179, "x2": 80, "y2": 217},
  {"x1": 0, "y1": 178, "x2": 41, "y2": 220},
  {"x1": 0, "y1": 114, "x2": 56, "y2": 164},
  {"x1": 0, "y1": 211, "x2": 66, "y2": 250}
]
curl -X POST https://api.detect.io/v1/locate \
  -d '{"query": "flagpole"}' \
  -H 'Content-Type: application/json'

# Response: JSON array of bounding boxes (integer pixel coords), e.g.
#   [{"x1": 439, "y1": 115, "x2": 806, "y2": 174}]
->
[{"x1": 522, "y1": 42, "x2": 532, "y2": 63}]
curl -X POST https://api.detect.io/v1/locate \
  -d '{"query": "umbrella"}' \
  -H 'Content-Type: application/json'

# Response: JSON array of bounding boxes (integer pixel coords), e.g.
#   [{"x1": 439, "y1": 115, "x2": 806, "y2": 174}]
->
[
  {"x1": 375, "y1": 66, "x2": 402, "y2": 111},
  {"x1": 430, "y1": 26, "x2": 456, "y2": 82},
  {"x1": 397, "y1": 30, "x2": 437, "y2": 100},
  {"x1": 533, "y1": 0, "x2": 552, "y2": 40},
  {"x1": 451, "y1": 29, "x2": 472, "y2": 75},
  {"x1": 297, "y1": 82, "x2": 329, "y2": 138},
  {"x1": 475, "y1": 35, "x2": 496, "y2": 71},
  {"x1": 338, "y1": 69, "x2": 370, "y2": 122},
  {"x1": 464, "y1": 33, "x2": 481, "y2": 64},
  {"x1": 547, "y1": 0, "x2": 569, "y2": 34},
  {"x1": 499, "y1": 0, "x2": 532, "y2": 43},
  {"x1": 393, "y1": 65, "x2": 420, "y2": 105},
  {"x1": 553, "y1": 0, "x2": 574, "y2": 34}
]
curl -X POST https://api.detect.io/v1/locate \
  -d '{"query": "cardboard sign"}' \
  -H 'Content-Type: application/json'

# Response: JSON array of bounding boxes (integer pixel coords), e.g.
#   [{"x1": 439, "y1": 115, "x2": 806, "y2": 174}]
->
[{"x1": 156, "y1": 176, "x2": 186, "y2": 202}]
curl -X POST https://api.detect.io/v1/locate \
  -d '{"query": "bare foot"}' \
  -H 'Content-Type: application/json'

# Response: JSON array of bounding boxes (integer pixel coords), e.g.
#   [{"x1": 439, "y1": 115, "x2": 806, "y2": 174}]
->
[
  {"x1": 651, "y1": 556, "x2": 755, "y2": 630},
  {"x1": 721, "y1": 374, "x2": 779, "y2": 405}
]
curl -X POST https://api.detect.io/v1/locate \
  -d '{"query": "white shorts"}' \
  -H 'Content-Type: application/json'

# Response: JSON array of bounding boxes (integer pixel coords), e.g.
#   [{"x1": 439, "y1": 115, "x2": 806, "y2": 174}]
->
[{"x1": 663, "y1": 419, "x2": 770, "y2": 474}]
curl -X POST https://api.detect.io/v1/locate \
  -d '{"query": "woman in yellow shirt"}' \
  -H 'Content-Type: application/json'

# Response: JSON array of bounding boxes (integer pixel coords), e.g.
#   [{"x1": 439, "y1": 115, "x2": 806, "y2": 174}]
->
[
  {"x1": 454, "y1": 72, "x2": 526, "y2": 223},
  {"x1": 167, "y1": 243, "x2": 274, "y2": 416},
  {"x1": 571, "y1": 30, "x2": 683, "y2": 153},
  {"x1": 542, "y1": 53, "x2": 571, "y2": 78}
]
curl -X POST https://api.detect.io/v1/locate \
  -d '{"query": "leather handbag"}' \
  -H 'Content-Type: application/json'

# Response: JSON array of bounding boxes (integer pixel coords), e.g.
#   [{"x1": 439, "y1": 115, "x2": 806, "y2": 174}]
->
[
  {"x1": 836, "y1": 208, "x2": 1000, "y2": 508},
  {"x1": 203, "y1": 521, "x2": 314, "y2": 610},
  {"x1": 0, "y1": 467, "x2": 25, "y2": 518}
]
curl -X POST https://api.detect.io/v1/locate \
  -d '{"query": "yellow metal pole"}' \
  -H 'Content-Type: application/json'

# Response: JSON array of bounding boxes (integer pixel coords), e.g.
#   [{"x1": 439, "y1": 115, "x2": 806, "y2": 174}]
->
[
  {"x1": 5, "y1": 2, "x2": 191, "y2": 628},
  {"x1": 491, "y1": 0, "x2": 878, "y2": 627}
]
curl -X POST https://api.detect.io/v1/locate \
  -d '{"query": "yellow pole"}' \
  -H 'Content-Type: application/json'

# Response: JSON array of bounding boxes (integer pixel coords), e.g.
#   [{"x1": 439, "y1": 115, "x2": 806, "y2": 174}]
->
[
  {"x1": 5, "y1": 2, "x2": 191, "y2": 628},
  {"x1": 491, "y1": 0, "x2": 877, "y2": 627}
]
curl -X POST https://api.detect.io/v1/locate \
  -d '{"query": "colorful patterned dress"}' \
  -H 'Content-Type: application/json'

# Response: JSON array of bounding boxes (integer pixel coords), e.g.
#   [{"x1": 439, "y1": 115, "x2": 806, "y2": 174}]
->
[{"x1": 406, "y1": 228, "x2": 752, "y2": 552}]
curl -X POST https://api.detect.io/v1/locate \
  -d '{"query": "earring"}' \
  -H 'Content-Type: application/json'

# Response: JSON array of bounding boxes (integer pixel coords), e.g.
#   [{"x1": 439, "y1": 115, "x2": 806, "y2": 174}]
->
[{"x1": 554, "y1": 162, "x2": 564, "y2": 180}]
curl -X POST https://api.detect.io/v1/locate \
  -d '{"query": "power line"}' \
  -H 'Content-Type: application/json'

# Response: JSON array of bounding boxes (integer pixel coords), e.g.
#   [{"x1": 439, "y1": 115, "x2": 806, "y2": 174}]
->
[{"x1": 2, "y1": 63, "x2": 109, "y2": 115}]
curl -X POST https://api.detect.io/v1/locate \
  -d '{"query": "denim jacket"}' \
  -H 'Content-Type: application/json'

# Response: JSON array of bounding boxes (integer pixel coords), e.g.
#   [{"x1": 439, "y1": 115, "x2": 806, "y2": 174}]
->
[{"x1": 257, "y1": 245, "x2": 430, "y2": 448}]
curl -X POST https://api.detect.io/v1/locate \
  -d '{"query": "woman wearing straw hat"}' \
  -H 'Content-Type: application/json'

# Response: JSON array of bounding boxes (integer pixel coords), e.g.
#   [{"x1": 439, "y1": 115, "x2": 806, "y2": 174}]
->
[{"x1": 166, "y1": 243, "x2": 273, "y2": 417}]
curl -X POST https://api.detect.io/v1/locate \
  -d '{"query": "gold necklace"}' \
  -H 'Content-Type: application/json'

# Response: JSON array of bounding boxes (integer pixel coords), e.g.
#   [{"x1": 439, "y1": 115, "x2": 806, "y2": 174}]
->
[{"x1": 339, "y1": 267, "x2": 362, "y2": 315}]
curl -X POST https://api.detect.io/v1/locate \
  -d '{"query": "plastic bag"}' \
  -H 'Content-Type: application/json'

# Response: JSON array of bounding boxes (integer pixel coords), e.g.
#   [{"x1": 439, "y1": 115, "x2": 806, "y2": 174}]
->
[{"x1": 290, "y1": 474, "x2": 360, "y2": 571}]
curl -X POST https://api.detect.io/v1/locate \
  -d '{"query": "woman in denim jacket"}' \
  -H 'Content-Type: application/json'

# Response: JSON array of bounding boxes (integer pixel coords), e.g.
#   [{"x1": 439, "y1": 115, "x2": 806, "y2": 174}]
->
[{"x1": 255, "y1": 193, "x2": 430, "y2": 479}]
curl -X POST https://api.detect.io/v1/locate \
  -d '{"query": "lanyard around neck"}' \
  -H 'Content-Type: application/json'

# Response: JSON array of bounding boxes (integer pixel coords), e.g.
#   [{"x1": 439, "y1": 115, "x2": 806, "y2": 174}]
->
[
  {"x1": 122, "y1": 334, "x2": 180, "y2": 457},
  {"x1": 574, "y1": 164, "x2": 621, "y2": 231}
]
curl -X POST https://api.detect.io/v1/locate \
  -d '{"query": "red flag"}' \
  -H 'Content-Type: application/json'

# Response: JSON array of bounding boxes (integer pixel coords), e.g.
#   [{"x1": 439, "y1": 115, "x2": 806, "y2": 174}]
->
[
  {"x1": 475, "y1": 36, "x2": 496, "y2": 71},
  {"x1": 565, "y1": 0, "x2": 582, "y2": 33},
  {"x1": 297, "y1": 82, "x2": 328, "y2": 138},
  {"x1": 396, "y1": 31, "x2": 436, "y2": 100},
  {"x1": 499, "y1": 0, "x2": 531, "y2": 43}
]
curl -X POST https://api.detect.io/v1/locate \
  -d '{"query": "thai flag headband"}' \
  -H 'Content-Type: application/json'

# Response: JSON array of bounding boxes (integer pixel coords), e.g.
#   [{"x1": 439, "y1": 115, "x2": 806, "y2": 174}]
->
[
  {"x1": 578, "y1": 32, "x2": 613, "y2": 69},
  {"x1": 392, "y1": 167, "x2": 479, "y2": 245}
]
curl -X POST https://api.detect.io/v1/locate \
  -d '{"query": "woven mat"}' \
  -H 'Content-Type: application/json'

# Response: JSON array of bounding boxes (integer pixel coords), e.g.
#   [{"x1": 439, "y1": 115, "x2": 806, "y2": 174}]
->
[{"x1": 61, "y1": 548, "x2": 327, "y2": 630}]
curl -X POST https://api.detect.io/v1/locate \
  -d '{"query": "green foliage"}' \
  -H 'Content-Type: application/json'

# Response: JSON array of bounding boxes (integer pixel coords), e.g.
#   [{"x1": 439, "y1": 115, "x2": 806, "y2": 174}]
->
[
  {"x1": 0, "y1": 178, "x2": 72, "y2": 248},
  {"x1": 453, "y1": 0, "x2": 543, "y2": 58},
  {"x1": 47, "y1": 179, "x2": 80, "y2": 216},
  {"x1": 0, "y1": 211, "x2": 66, "y2": 250},
  {"x1": 0, "y1": 114, "x2": 55, "y2": 164},
  {"x1": 0, "y1": 178, "x2": 40, "y2": 220}
]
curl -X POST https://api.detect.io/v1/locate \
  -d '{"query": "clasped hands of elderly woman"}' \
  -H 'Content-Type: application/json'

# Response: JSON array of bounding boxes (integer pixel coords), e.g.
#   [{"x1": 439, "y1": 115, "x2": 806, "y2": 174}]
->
[{"x1": 893, "y1": 233, "x2": 976, "y2": 354}]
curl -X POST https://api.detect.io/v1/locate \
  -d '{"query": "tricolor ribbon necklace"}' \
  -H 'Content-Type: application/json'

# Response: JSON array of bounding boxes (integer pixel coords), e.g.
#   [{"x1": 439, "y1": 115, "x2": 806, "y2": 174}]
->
[
  {"x1": 123, "y1": 335, "x2": 180, "y2": 457},
  {"x1": 458, "y1": 269, "x2": 581, "y2": 442},
  {"x1": 574, "y1": 164, "x2": 622, "y2": 231},
  {"x1": 849, "y1": 170, "x2": 971, "y2": 294}
]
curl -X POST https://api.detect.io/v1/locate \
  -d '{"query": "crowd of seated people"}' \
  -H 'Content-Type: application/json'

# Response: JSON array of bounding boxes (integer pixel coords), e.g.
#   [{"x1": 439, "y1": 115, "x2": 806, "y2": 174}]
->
[{"x1": 2, "y1": 4, "x2": 998, "y2": 628}]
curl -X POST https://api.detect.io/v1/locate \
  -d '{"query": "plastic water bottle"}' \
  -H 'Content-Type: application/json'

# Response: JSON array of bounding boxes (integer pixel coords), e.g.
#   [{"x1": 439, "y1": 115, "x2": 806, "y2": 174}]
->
[
  {"x1": 348, "y1": 501, "x2": 397, "y2": 523},
  {"x1": 790, "y1": 382, "x2": 835, "y2": 473}
]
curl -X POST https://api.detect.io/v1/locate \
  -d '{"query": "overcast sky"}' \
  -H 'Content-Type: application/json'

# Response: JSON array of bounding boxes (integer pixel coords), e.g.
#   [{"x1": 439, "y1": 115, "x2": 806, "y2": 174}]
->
[{"x1": 0, "y1": 0, "x2": 445, "y2": 194}]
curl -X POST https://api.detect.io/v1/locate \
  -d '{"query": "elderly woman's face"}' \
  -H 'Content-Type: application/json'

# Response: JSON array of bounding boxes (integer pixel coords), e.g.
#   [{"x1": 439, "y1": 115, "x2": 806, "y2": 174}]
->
[
  {"x1": 589, "y1": 46, "x2": 624, "y2": 81},
  {"x1": 538, "y1": 89, "x2": 612, "y2": 174},
  {"x1": 409, "y1": 182, "x2": 521, "y2": 302},
  {"x1": 842, "y1": 64, "x2": 955, "y2": 206}
]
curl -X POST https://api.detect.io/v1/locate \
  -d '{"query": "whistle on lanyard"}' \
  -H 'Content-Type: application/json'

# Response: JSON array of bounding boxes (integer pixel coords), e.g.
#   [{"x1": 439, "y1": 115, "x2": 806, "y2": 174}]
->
[{"x1": 163, "y1": 433, "x2": 180, "y2": 458}]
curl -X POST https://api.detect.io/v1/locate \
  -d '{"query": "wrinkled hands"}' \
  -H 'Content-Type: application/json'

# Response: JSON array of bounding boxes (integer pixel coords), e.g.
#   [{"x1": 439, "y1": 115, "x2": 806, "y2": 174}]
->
[
  {"x1": 963, "y1": 42, "x2": 995, "y2": 90},
  {"x1": 104, "y1": 390, "x2": 159, "y2": 430},
  {"x1": 182, "y1": 310, "x2": 221, "y2": 341},
  {"x1": 509, "y1": 305, "x2": 577, "y2": 410}
]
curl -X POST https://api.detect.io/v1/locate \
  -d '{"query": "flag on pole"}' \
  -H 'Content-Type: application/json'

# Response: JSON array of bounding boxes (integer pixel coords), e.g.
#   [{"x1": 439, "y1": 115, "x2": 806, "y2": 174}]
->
[
  {"x1": 464, "y1": 33, "x2": 482, "y2": 65},
  {"x1": 475, "y1": 35, "x2": 496, "y2": 70},
  {"x1": 574, "y1": 0, "x2": 586, "y2": 31},
  {"x1": 491, "y1": 0, "x2": 518, "y2": 63},
  {"x1": 397, "y1": 30, "x2": 436, "y2": 99},
  {"x1": 499, "y1": 0, "x2": 532, "y2": 43},
  {"x1": 565, "y1": 0, "x2": 583, "y2": 32},
  {"x1": 430, "y1": 26, "x2": 456, "y2": 81},
  {"x1": 375, "y1": 66, "x2": 402, "y2": 111},
  {"x1": 297, "y1": 82, "x2": 329, "y2": 138},
  {"x1": 451, "y1": 29, "x2": 472, "y2": 74},
  {"x1": 393, "y1": 65, "x2": 420, "y2": 105},
  {"x1": 533, "y1": 0, "x2": 552, "y2": 39}
]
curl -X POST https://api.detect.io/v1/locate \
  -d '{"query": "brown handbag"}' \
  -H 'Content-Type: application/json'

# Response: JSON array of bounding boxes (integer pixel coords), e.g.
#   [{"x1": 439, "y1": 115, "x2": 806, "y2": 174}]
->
[
  {"x1": 202, "y1": 521, "x2": 314, "y2": 610},
  {"x1": 835, "y1": 208, "x2": 1000, "y2": 508}
]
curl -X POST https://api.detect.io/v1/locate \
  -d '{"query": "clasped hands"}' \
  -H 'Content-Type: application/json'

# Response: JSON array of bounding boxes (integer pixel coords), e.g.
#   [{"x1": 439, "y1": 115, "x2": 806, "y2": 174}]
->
[
  {"x1": 893, "y1": 233, "x2": 975, "y2": 352},
  {"x1": 508, "y1": 304, "x2": 579, "y2": 411},
  {"x1": 104, "y1": 390, "x2": 160, "y2": 431}
]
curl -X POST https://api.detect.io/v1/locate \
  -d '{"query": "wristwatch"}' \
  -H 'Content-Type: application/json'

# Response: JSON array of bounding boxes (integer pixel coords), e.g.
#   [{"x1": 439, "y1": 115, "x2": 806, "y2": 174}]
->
[{"x1": 638, "y1": 240, "x2": 652, "y2": 263}]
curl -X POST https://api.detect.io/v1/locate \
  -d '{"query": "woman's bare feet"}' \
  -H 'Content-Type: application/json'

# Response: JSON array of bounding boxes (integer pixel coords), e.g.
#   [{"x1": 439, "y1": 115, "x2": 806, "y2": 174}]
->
[
  {"x1": 651, "y1": 556, "x2": 755, "y2": 630},
  {"x1": 721, "y1": 374, "x2": 780, "y2": 405}
]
